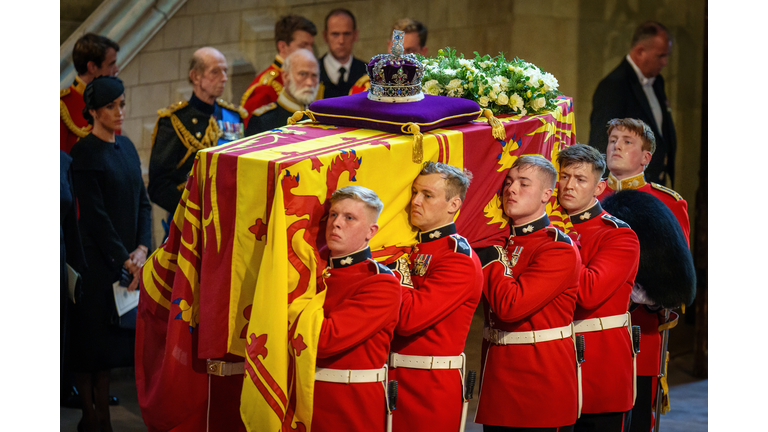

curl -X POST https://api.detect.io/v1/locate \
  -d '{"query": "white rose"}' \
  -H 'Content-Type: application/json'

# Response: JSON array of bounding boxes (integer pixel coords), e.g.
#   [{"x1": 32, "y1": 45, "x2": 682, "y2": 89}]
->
[
  {"x1": 542, "y1": 72, "x2": 559, "y2": 92},
  {"x1": 526, "y1": 70, "x2": 542, "y2": 88},
  {"x1": 489, "y1": 91, "x2": 497, "y2": 101},
  {"x1": 520, "y1": 107, "x2": 527, "y2": 116},
  {"x1": 422, "y1": 80, "x2": 444, "y2": 96},
  {"x1": 445, "y1": 79, "x2": 464, "y2": 97},
  {"x1": 492, "y1": 83, "x2": 502, "y2": 93},
  {"x1": 496, "y1": 93, "x2": 509, "y2": 106},
  {"x1": 478, "y1": 96, "x2": 490, "y2": 107},
  {"x1": 531, "y1": 97, "x2": 547, "y2": 110},
  {"x1": 509, "y1": 93, "x2": 524, "y2": 111}
]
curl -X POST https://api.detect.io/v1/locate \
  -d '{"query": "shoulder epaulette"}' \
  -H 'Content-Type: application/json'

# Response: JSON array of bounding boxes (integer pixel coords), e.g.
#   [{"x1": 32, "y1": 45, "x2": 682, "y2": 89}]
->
[
  {"x1": 59, "y1": 97, "x2": 92, "y2": 138},
  {"x1": 253, "y1": 102, "x2": 277, "y2": 117},
  {"x1": 60, "y1": 88, "x2": 70, "y2": 98},
  {"x1": 449, "y1": 234, "x2": 473, "y2": 258},
  {"x1": 546, "y1": 226, "x2": 573, "y2": 245},
  {"x1": 601, "y1": 214, "x2": 631, "y2": 229},
  {"x1": 157, "y1": 101, "x2": 188, "y2": 117},
  {"x1": 651, "y1": 183, "x2": 683, "y2": 201},
  {"x1": 352, "y1": 74, "x2": 371, "y2": 90},
  {"x1": 370, "y1": 259, "x2": 394, "y2": 276},
  {"x1": 217, "y1": 98, "x2": 248, "y2": 119}
]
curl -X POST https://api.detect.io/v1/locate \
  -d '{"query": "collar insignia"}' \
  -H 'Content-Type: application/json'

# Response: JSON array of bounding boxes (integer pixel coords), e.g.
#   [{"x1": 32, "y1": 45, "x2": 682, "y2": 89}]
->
[
  {"x1": 340, "y1": 256, "x2": 353, "y2": 265},
  {"x1": 522, "y1": 225, "x2": 534, "y2": 233},
  {"x1": 579, "y1": 212, "x2": 591, "y2": 221},
  {"x1": 418, "y1": 223, "x2": 457, "y2": 243},
  {"x1": 429, "y1": 231, "x2": 442, "y2": 239}
]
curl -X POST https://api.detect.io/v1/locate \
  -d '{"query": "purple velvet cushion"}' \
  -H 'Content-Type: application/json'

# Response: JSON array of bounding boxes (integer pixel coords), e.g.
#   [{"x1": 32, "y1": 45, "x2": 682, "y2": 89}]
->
[{"x1": 308, "y1": 92, "x2": 481, "y2": 134}]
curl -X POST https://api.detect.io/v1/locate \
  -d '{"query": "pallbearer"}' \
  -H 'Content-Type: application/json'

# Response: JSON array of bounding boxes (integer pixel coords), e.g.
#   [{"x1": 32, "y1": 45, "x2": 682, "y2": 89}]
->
[
  {"x1": 557, "y1": 144, "x2": 640, "y2": 432},
  {"x1": 475, "y1": 156, "x2": 581, "y2": 432},
  {"x1": 312, "y1": 186, "x2": 401, "y2": 432},
  {"x1": 388, "y1": 162, "x2": 483, "y2": 432}
]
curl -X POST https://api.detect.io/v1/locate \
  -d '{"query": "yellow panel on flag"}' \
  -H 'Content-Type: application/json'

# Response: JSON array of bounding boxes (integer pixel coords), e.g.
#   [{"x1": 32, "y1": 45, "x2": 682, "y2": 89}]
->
[{"x1": 136, "y1": 97, "x2": 575, "y2": 431}]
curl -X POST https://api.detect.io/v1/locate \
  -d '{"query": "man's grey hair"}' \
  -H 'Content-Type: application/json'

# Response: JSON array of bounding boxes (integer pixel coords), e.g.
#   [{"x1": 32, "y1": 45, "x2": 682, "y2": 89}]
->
[
  {"x1": 631, "y1": 21, "x2": 671, "y2": 47},
  {"x1": 283, "y1": 48, "x2": 318, "y2": 75},
  {"x1": 419, "y1": 162, "x2": 473, "y2": 201},
  {"x1": 330, "y1": 186, "x2": 384, "y2": 221},
  {"x1": 510, "y1": 155, "x2": 557, "y2": 190}
]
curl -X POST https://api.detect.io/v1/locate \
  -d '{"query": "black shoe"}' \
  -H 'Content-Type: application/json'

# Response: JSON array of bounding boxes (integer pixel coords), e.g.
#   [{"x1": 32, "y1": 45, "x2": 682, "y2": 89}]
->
[{"x1": 109, "y1": 395, "x2": 119, "y2": 406}]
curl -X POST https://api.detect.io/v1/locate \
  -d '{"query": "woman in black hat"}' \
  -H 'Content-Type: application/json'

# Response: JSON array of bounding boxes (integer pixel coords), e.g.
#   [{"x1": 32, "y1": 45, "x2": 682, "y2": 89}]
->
[{"x1": 68, "y1": 76, "x2": 151, "y2": 432}]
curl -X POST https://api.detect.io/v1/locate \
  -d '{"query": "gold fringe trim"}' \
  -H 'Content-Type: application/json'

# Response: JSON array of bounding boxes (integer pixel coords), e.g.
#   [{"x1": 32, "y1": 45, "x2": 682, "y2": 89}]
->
[
  {"x1": 152, "y1": 101, "x2": 189, "y2": 150},
  {"x1": 480, "y1": 109, "x2": 506, "y2": 141},
  {"x1": 286, "y1": 111, "x2": 317, "y2": 125},
  {"x1": 60, "y1": 100, "x2": 92, "y2": 138},
  {"x1": 170, "y1": 114, "x2": 220, "y2": 168},
  {"x1": 402, "y1": 123, "x2": 423, "y2": 163}
]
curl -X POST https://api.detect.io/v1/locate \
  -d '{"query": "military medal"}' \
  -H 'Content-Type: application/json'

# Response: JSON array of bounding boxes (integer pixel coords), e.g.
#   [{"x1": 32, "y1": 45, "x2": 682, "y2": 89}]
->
[
  {"x1": 509, "y1": 246, "x2": 523, "y2": 267},
  {"x1": 411, "y1": 254, "x2": 432, "y2": 277}
]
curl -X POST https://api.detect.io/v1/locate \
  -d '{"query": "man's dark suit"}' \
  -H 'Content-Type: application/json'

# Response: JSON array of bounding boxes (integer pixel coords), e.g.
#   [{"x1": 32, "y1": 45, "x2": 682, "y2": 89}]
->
[
  {"x1": 589, "y1": 58, "x2": 676, "y2": 186},
  {"x1": 318, "y1": 54, "x2": 369, "y2": 99}
]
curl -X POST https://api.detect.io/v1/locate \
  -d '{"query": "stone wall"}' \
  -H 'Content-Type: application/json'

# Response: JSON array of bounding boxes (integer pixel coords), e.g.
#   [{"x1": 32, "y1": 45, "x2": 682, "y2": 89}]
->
[{"x1": 113, "y1": 0, "x2": 705, "y2": 244}]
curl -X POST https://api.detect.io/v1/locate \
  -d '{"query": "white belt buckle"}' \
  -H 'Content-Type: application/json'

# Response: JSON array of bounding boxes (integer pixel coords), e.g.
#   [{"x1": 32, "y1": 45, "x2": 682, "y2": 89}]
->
[
  {"x1": 428, "y1": 356, "x2": 435, "y2": 370},
  {"x1": 491, "y1": 328, "x2": 504, "y2": 345}
]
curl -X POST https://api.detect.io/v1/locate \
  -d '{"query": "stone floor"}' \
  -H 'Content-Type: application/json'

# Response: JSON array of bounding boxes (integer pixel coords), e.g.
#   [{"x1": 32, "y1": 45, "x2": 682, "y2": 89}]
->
[{"x1": 60, "y1": 309, "x2": 707, "y2": 431}]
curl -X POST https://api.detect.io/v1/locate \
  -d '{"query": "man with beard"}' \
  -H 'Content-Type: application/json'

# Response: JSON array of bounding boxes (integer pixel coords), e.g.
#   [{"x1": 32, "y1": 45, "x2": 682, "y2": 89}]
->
[
  {"x1": 246, "y1": 48, "x2": 319, "y2": 136},
  {"x1": 148, "y1": 47, "x2": 246, "y2": 215}
]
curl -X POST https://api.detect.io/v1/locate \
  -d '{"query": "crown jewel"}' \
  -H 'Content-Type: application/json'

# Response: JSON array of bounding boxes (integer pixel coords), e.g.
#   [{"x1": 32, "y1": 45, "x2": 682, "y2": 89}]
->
[{"x1": 366, "y1": 30, "x2": 425, "y2": 102}]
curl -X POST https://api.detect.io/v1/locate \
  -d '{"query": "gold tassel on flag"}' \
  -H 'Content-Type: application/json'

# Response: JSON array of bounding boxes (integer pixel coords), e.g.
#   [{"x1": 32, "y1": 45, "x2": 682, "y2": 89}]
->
[
  {"x1": 480, "y1": 109, "x2": 507, "y2": 141},
  {"x1": 402, "y1": 123, "x2": 423, "y2": 163},
  {"x1": 287, "y1": 111, "x2": 317, "y2": 125}
]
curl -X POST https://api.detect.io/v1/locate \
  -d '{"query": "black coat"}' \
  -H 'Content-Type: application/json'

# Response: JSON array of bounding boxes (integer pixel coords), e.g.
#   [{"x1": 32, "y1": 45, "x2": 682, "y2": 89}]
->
[
  {"x1": 318, "y1": 54, "x2": 368, "y2": 99},
  {"x1": 588, "y1": 58, "x2": 677, "y2": 185},
  {"x1": 69, "y1": 133, "x2": 152, "y2": 371}
]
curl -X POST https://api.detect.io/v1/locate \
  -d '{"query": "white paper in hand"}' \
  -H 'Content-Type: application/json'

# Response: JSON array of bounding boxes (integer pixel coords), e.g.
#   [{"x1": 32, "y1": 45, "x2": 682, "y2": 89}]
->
[{"x1": 113, "y1": 281, "x2": 140, "y2": 316}]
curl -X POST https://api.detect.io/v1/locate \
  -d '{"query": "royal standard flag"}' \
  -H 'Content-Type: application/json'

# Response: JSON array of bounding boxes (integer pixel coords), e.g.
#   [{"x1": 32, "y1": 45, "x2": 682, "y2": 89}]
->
[{"x1": 136, "y1": 97, "x2": 575, "y2": 431}]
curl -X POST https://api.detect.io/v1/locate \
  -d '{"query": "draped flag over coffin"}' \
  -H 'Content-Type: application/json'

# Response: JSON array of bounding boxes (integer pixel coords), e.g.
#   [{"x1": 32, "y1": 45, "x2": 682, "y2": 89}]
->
[{"x1": 136, "y1": 97, "x2": 575, "y2": 431}]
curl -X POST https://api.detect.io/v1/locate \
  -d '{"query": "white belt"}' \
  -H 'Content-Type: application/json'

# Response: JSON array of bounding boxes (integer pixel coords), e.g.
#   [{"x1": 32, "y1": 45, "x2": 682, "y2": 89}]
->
[
  {"x1": 206, "y1": 360, "x2": 244, "y2": 376},
  {"x1": 573, "y1": 312, "x2": 630, "y2": 333},
  {"x1": 484, "y1": 324, "x2": 573, "y2": 345},
  {"x1": 388, "y1": 352, "x2": 464, "y2": 370},
  {"x1": 315, "y1": 367, "x2": 387, "y2": 384}
]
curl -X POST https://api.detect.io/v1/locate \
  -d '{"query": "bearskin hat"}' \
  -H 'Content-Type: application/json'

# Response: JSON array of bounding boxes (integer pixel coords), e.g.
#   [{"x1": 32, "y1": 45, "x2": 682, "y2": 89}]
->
[{"x1": 601, "y1": 189, "x2": 696, "y2": 307}]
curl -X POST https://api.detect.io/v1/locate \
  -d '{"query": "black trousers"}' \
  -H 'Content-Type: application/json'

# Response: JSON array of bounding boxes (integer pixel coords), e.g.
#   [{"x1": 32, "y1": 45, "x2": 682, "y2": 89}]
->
[
  {"x1": 629, "y1": 375, "x2": 655, "y2": 432},
  {"x1": 483, "y1": 425, "x2": 575, "y2": 432},
  {"x1": 574, "y1": 410, "x2": 632, "y2": 432}
]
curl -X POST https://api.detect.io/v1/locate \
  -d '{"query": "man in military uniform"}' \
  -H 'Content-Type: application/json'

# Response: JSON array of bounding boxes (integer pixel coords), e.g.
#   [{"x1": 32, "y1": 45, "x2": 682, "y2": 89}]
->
[
  {"x1": 598, "y1": 118, "x2": 689, "y2": 242},
  {"x1": 557, "y1": 144, "x2": 640, "y2": 432},
  {"x1": 240, "y1": 15, "x2": 317, "y2": 128},
  {"x1": 148, "y1": 47, "x2": 246, "y2": 215},
  {"x1": 596, "y1": 118, "x2": 690, "y2": 432},
  {"x1": 386, "y1": 162, "x2": 482, "y2": 432},
  {"x1": 474, "y1": 156, "x2": 581, "y2": 431},
  {"x1": 312, "y1": 186, "x2": 401, "y2": 432},
  {"x1": 60, "y1": 33, "x2": 120, "y2": 153},
  {"x1": 387, "y1": 18, "x2": 428, "y2": 56},
  {"x1": 318, "y1": 8, "x2": 370, "y2": 99},
  {"x1": 245, "y1": 49, "x2": 319, "y2": 136}
]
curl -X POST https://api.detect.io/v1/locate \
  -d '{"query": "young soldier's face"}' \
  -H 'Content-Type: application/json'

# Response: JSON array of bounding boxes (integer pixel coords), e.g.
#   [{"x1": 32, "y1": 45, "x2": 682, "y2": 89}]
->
[
  {"x1": 558, "y1": 163, "x2": 605, "y2": 214},
  {"x1": 410, "y1": 174, "x2": 460, "y2": 232},
  {"x1": 502, "y1": 166, "x2": 552, "y2": 225},
  {"x1": 606, "y1": 127, "x2": 652, "y2": 178},
  {"x1": 325, "y1": 199, "x2": 378, "y2": 257}
]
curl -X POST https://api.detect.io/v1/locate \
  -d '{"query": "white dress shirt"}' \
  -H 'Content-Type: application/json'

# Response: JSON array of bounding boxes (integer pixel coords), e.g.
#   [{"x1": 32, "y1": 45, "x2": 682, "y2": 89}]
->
[
  {"x1": 323, "y1": 54, "x2": 353, "y2": 85},
  {"x1": 626, "y1": 54, "x2": 663, "y2": 135}
]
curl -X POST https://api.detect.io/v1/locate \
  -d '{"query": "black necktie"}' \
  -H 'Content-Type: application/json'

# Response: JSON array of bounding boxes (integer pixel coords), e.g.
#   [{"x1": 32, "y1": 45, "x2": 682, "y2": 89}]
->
[{"x1": 338, "y1": 66, "x2": 347, "y2": 84}]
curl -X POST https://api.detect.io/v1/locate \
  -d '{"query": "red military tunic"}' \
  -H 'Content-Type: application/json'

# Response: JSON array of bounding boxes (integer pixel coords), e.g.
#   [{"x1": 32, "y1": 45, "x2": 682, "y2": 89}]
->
[
  {"x1": 568, "y1": 201, "x2": 639, "y2": 414},
  {"x1": 475, "y1": 214, "x2": 581, "y2": 428},
  {"x1": 598, "y1": 173, "x2": 690, "y2": 376},
  {"x1": 61, "y1": 76, "x2": 121, "y2": 154},
  {"x1": 312, "y1": 247, "x2": 401, "y2": 432},
  {"x1": 387, "y1": 223, "x2": 483, "y2": 432},
  {"x1": 599, "y1": 172, "x2": 689, "y2": 246},
  {"x1": 240, "y1": 56, "x2": 284, "y2": 128},
  {"x1": 60, "y1": 77, "x2": 92, "y2": 153}
]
